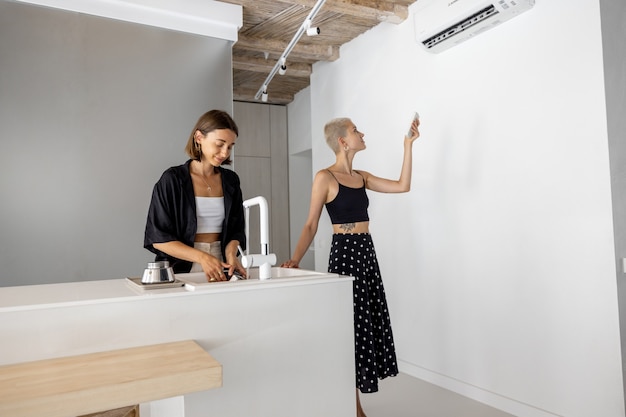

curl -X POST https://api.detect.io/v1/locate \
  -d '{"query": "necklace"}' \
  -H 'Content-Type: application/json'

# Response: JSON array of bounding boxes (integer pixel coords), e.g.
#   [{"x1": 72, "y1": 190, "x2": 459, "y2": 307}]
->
[{"x1": 198, "y1": 161, "x2": 212, "y2": 191}]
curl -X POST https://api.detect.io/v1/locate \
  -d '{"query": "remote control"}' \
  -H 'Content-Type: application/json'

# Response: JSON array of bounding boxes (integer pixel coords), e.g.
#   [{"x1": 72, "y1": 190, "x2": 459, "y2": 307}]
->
[{"x1": 407, "y1": 111, "x2": 420, "y2": 137}]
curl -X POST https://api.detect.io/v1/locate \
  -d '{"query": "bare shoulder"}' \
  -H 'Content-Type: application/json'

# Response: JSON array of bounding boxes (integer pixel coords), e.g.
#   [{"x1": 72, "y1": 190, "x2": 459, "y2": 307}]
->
[
  {"x1": 313, "y1": 169, "x2": 334, "y2": 184},
  {"x1": 312, "y1": 168, "x2": 338, "y2": 202},
  {"x1": 355, "y1": 169, "x2": 373, "y2": 184}
]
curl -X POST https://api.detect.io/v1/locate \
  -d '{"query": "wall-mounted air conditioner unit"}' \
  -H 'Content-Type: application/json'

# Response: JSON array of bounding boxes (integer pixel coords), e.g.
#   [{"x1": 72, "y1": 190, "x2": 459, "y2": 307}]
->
[{"x1": 414, "y1": 0, "x2": 535, "y2": 53}]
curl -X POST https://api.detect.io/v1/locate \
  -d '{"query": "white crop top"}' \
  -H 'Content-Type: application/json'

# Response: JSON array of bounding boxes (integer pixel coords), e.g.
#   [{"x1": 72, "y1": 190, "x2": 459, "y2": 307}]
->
[{"x1": 195, "y1": 197, "x2": 225, "y2": 234}]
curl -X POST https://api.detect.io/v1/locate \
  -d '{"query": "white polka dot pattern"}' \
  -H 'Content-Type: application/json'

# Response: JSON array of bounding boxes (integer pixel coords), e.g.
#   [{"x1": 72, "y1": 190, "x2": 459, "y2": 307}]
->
[{"x1": 328, "y1": 233, "x2": 398, "y2": 393}]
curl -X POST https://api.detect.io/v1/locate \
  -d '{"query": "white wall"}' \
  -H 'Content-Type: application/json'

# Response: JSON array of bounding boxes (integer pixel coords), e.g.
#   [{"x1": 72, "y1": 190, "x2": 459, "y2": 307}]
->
[{"x1": 292, "y1": 0, "x2": 625, "y2": 416}]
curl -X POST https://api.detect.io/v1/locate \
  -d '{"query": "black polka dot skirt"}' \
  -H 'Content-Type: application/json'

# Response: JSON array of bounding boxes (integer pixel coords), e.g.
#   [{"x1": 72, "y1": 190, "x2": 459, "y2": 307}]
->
[{"x1": 328, "y1": 233, "x2": 398, "y2": 393}]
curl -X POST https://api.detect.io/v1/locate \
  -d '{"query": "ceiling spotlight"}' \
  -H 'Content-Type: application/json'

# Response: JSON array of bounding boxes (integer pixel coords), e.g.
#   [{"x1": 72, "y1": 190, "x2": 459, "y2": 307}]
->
[
  {"x1": 261, "y1": 88, "x2": 268, "y2": 102},
  {"x1": 278, "y1": 58, "x2": 287, "y2": 75},
  {"x1": 306, "y1": 26, "x2": 320, "y2": 36}
]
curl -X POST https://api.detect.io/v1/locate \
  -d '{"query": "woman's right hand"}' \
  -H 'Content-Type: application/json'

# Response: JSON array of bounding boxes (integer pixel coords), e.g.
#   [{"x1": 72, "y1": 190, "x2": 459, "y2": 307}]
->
[{"x1": 200, "y1": 252, "x2": 229, "y2": 282}]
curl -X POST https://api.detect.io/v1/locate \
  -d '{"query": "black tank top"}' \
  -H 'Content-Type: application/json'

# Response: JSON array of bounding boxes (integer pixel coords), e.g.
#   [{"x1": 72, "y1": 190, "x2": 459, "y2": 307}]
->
[{"x1": 325, "y1": 170, "x2": 369, "y2": 225}]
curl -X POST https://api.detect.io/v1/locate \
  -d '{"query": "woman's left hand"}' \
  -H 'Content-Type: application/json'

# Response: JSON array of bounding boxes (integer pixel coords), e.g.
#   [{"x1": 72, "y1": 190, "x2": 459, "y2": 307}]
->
[
  {"x1": 225, "y1": 255, "x2": 247, "y2": 279},
  {"x1": 406, "y1": 117, "x2": 420, "y2": 142}
]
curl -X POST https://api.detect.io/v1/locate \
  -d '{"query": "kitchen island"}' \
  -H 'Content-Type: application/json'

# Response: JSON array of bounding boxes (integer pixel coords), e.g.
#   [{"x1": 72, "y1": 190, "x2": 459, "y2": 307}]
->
[{"x1": 0, "y1": 268, "x2": 355, "y2": 417}]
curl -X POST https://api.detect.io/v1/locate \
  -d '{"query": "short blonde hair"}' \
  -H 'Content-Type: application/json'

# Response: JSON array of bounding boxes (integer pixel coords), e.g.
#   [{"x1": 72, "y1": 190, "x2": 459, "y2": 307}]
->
[{"x1": 324, "y1": 118, "x2": 351, "y2": 153}]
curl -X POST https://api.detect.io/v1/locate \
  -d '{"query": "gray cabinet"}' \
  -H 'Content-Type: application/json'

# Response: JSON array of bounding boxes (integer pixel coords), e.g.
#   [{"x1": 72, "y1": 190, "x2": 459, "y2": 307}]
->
[{"x1": 233, "y1": 101, "x2": 290, "y2": 264}]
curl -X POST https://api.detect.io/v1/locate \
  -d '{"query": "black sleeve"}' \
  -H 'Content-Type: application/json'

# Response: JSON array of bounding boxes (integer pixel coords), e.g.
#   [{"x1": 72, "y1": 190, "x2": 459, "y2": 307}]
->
[{"x1": 143, "y1": 168, "x2": 193, "y2": 252}]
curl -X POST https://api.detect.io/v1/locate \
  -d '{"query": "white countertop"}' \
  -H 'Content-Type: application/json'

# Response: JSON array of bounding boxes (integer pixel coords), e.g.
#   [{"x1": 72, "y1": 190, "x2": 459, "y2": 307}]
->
[
  {"x1": 0, "y1": 268, "x2": 356, "y2": 417},
  {"x1": 0, "y1": 268, "x2": 349, "y2": 312}
]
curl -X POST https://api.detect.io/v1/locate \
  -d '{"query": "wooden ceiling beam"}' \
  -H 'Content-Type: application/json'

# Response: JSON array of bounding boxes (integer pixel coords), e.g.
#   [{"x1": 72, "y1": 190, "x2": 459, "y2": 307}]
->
[
  {"x1": 234, "y1": 88, "x2": 293, "y2": 105},
  {"x1": 284, "y1": 0, "x2": 409, "y2": 24},
  {"x1": 235, "y1": 35, "x2": 340, "y2": 61},
  {"x1": 227, "y1": 0, "x2": 417, "y2": 104},
  {"x1": 233, "y1": 56, "x2": 312, "y2": 77}
]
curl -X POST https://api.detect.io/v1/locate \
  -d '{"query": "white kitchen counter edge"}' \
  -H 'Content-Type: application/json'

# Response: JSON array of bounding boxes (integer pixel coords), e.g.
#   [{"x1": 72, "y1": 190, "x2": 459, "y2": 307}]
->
[{"x1": 0, "y1": 273, "x2": 351, "y2": 313}]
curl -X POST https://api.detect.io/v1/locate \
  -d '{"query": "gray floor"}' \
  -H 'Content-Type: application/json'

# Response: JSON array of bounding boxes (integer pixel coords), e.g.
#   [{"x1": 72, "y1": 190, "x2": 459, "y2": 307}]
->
[{"x1": 360, "y1": 373, "x2": 515, "y2": 417}]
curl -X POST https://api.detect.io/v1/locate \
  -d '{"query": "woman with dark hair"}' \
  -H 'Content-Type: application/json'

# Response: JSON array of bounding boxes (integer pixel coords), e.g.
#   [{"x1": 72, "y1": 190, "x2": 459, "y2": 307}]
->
[
  {"x1": 282, "y1": 116, "x2": 420, "y2": 417},
  {"x1": 144, "y1": 109, "x2": 246, "y2": 282}
]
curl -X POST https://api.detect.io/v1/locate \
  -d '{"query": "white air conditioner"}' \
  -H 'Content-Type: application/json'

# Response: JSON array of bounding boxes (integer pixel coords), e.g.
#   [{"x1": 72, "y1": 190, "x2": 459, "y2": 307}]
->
[{"x1": 414, "y1": 0, "x2": 535, "y2": 53}]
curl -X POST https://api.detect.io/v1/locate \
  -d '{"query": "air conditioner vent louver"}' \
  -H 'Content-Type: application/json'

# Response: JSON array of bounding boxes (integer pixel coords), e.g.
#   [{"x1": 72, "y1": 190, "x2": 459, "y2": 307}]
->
[
  {"x1": 414, "y1": 0, "x2": 535, "y2": 53},
  {"x1": 422, "y1": 5, "x2": 497, "y2": 50}
]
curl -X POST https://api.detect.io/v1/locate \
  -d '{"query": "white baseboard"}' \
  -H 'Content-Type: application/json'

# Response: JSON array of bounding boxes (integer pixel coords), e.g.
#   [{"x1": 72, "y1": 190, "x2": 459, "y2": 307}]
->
[{"x1": 398, "y1": 360, "x2": 561, "y2": 417}]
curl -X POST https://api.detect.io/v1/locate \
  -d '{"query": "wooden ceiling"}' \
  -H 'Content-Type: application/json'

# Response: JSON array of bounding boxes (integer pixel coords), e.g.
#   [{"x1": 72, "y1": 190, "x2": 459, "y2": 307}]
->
[{"x1": 222, "y1": 0, "x2": 416, "y2": 105}]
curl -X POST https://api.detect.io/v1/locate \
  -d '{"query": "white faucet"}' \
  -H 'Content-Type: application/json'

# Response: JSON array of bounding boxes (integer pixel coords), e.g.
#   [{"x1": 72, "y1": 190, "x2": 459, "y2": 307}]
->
[{"x1": 241, "y1": 196, "x2": 276, "y2": 280}]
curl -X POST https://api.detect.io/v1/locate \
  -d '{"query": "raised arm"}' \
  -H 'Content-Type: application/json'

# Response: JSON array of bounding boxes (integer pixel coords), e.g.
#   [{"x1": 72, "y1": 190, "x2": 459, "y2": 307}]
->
[{"x1": 362, "y1": 117, "x2": 420, "y2": 193}]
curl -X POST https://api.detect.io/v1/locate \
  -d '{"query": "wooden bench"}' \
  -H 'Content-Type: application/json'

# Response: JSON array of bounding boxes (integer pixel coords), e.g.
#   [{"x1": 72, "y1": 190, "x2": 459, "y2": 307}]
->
[{"x1": 0, "y1": 340, "x2": 222, "y2": 417}]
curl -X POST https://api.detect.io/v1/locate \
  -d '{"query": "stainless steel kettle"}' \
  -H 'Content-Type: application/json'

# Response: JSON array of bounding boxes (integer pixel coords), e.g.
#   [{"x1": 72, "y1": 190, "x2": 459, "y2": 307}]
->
[{"x1": 141, "y1": 261, "x2": 175, "y2": 284}]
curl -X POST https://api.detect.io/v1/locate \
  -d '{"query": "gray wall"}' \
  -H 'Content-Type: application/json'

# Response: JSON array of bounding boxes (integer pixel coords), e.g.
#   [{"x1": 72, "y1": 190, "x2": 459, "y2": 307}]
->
[
  {"x1": 601, "y1": 0, "x2": 626, "y2": 406},
  {"x1": 0, "y1": 1, "x2": 234, "y2": 286}
]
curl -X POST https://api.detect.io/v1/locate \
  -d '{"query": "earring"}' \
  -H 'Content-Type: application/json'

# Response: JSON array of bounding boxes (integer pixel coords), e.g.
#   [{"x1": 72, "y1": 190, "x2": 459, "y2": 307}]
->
[{"x1": 344, "y1": 146, "x2": 349, "y2": 151}]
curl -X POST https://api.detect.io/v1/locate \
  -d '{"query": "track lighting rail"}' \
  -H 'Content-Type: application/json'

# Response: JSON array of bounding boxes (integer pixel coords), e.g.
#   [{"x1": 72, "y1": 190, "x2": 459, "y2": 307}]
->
[{"x1": 254, "y1": 0, "x2": 327, "y2": 102}]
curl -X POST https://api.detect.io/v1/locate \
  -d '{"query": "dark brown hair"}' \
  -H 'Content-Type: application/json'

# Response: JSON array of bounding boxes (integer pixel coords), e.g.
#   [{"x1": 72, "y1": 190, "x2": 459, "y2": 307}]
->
[{"x1": 185, "y1": 109, "x2": 239, "y2": 165}]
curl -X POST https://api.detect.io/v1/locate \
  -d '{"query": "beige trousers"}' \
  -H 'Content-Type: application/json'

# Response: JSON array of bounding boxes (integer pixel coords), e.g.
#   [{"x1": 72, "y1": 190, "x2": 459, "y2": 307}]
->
[{"x1": 189, "y1": 241, "x2": 223, "y2": 272}]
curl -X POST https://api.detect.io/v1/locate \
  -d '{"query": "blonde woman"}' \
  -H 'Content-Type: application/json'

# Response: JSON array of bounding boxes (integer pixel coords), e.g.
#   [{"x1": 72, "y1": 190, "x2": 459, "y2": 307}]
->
[{"x1": 282, "y1": 116, "x2": 420, "y2": 417}]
